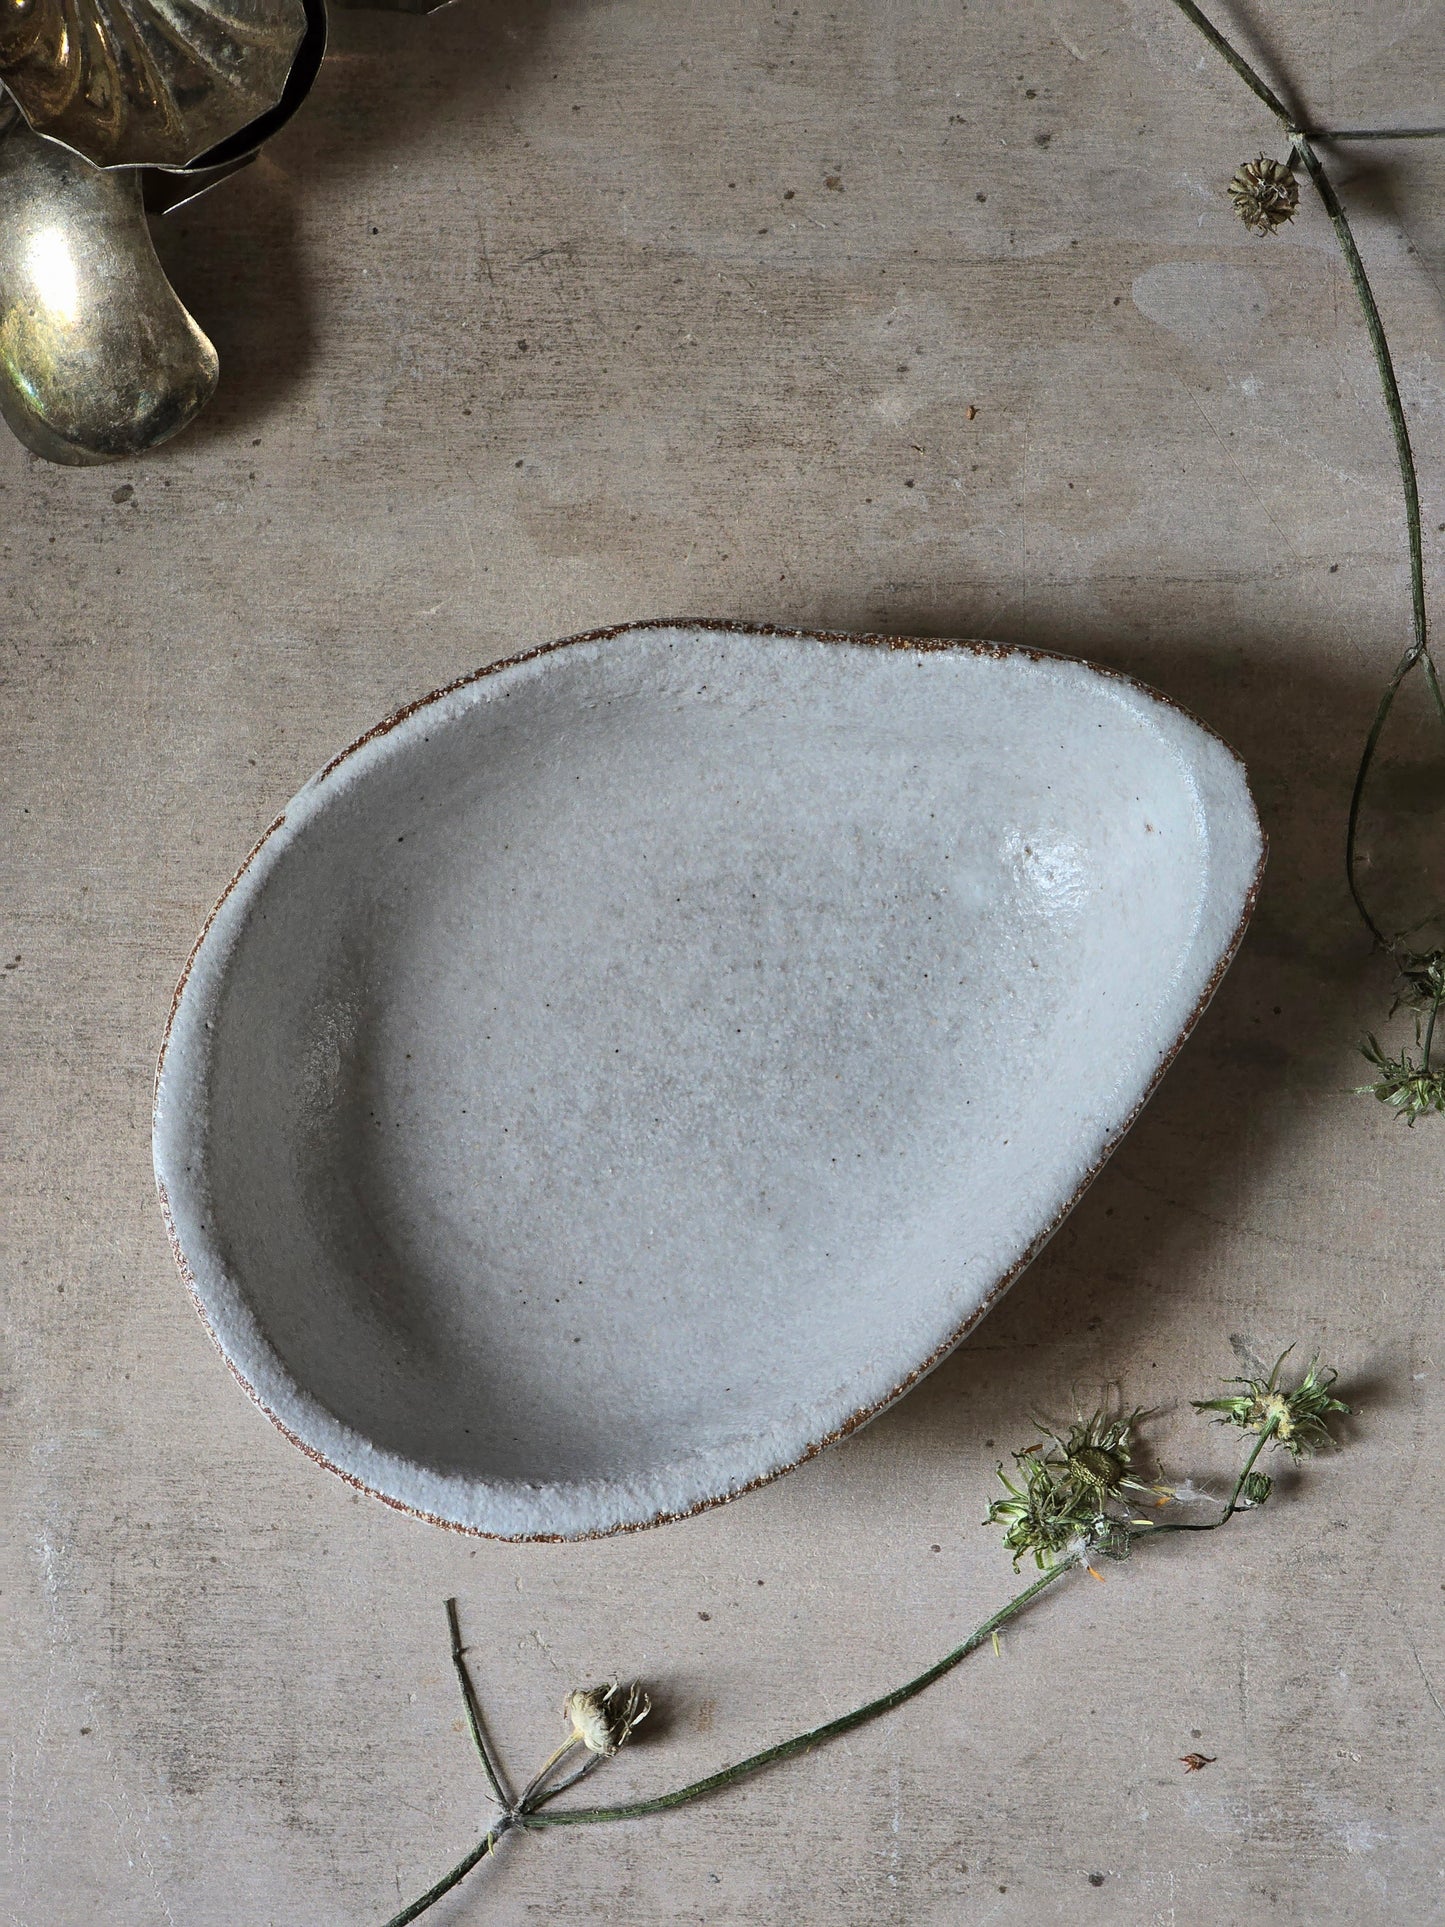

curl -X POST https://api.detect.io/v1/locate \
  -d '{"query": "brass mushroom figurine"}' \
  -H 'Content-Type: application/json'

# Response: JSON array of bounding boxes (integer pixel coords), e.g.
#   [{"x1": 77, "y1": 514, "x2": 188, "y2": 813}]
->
[{"x1": 0, "y1": 0, "x2": 439, "y2": 463}]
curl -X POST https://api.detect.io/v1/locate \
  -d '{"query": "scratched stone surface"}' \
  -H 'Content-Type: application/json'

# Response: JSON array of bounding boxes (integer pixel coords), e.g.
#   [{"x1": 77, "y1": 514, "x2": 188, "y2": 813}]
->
[{"x1": 4, "y1": 3, "x2": 1444, "y2": 1922}]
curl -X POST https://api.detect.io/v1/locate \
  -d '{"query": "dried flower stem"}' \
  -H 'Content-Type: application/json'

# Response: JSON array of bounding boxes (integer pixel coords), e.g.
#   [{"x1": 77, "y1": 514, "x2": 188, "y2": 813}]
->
[
  {"x1": 1146, "y1": 1423, "x2": 1274, "y2": 1534},
  {"x1": 523, "y1": 1561, "x2": 1070, "y2": 1834},
  {"x1": 1165, "y1": 0, "x2": 1295, "y2": 121},
  {"x1": 384, "y1": 1820, "x2": 512, "y2": 1927},
  {"x1": 1319, "y1": 126, "x2": 1445, "y2": 143},
  {"x1": 1165, "y1": 0, "x2": 1445, "y2": 1108},
  {"x1": 383, "y1": 1398, "x2": 1319, "y2": 1923},
  {"x1": 382, "y1": 1562, "x2": 1069, "y2": 1927},
  {"x1": 445, "y1": 1596, "x2": 512, "y2": 1811}
]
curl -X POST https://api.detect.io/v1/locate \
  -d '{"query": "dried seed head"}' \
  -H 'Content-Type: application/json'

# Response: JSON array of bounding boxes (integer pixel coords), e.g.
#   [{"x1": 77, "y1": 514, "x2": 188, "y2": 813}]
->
[
  {"x1": 564, "y1": 1681, "x2": 651, "y2": 1756},
  {"x1": 1228, "y1": 156, "x2": 1299, "y2": 234},
  {"x1": 1358, "y1": 1032, "x2": 1445, "y2": 1124},
  {"x1": 1194, "y1": 1348, "x2": 1349, "y2": 1457}
]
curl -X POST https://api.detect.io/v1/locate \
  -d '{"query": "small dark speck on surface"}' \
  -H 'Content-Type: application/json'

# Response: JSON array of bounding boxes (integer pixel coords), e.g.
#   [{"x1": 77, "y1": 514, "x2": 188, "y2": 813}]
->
[
  {"x1": 1034, "y1": 132, "x2": 1052, "y2": 147},
  {"x1": 1088, "y1": 1873, "x2": 1106, "y2": 1887},
  {"x1": 698, "y1": 1611, "x2": 711, "y2": 1621},
  {"x1": 111, "y1": 484, "x2": 133, "y2": 504},
  {"x1": 976, "y1": 191, "x2": 987, "y2": 202},
  {"x1": 825, "y1": 174, "x2": 843, "y2": 190}
]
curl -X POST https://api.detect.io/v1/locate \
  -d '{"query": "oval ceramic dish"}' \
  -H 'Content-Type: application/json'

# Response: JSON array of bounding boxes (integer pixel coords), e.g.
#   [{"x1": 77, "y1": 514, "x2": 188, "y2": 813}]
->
[{"x1": 154, "y1": 622, "x2": 1265, "y2": 1538}]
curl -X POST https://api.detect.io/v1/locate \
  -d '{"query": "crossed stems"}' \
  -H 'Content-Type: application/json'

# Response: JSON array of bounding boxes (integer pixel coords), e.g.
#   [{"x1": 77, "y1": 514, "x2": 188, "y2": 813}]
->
[
  {"x1": 1166, "y1": 0, "x2": 1445, "y2": 967},
  {"x1": 382, "y1": 1601, "x2": 620, "y2": 1925},
  {"x1": 383, "y1": 1430, "x2": 1280, "y2": 1926}
]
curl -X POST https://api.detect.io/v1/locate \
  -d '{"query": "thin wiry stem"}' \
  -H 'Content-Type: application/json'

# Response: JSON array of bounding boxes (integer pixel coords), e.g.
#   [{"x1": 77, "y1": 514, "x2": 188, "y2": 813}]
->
[
  {"x1": 1164, "y1": 0, "x2": 1295, "y2": 124},
  {"x1": 526, "y1": 1748, "x2": 607, "y2": 1805},
  {"x1": 385, "y1": 1397, "x2": 1315, "y2": 1922},
  {"x1": 1291, "y1": 130, "x2": 1433, "y2": 946},
  {"x1": 381, "y1": 1819, "x2": 513, "y2": 1927},
  {"x1": 1421, "y1": 985, "x2": 1441, "y2": 1076},
  {"x1": 1287, "y1": 133, "x2": 1441, "y2": 662},
  {"x1": 1141, "y1": 1424, "x2": 1277, "y2": 1535},
  {"x1": 1165, "y1": 0, "x2": 1440, "y2": 966},
  {"x1": 524, "y1": 1562, "x2": 1073, "y2": 1832},
  {"x1": 1319, "y1": 126, "x2": 1445, "y2": 142},
  {"x1": 378, "y1": 1564, "x2": 1071, "y2": 1917},
  {"x1": 445, "y1": 1598, "x2": 512, "y2": 1811}
]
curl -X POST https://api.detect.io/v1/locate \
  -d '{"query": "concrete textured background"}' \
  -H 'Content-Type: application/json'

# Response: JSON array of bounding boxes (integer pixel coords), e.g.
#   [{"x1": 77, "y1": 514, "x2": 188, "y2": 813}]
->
[{"x1": 4, "y1": 2, "x2": 1444, "y2": 1921}]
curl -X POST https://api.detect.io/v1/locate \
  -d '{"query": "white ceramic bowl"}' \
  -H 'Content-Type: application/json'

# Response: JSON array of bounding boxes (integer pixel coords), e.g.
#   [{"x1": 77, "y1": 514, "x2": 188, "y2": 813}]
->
[{"x1": 154, "y1": 622, "x2": 1264, "y2": 1538}]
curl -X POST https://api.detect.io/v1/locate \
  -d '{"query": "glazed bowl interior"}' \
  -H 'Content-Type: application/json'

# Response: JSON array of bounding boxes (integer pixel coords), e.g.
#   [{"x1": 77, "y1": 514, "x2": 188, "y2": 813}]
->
[{"x1": 154, "y1": 624, "x2": 1263, "y2": 1537}]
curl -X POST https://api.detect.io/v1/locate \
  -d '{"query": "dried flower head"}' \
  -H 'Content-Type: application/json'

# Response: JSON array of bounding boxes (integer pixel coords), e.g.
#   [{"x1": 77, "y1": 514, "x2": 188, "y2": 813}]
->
[
  {"x1": 1228, "y1": 155, "x2": 1299, "y2": 234},
  {"x1": 1359, "y1": 1020, "x2": 1445, "y2": 1126},
  {"x1": 1194, "y1": 1348, "x2": 1348, "y2": 1458},
  {"x1": 563, "y1": 1681, "x2": 650, "y2": 1757},
  {"x1": 987, "y1": 1452, "x2": 1096, "y2": 1571},
  {"x1": 1036, "y1": 1409, "x2": 1161, "y2": 1507},
  {"x1": 1392, "y1": 948, "x2": 1445, "y2": 1015}
]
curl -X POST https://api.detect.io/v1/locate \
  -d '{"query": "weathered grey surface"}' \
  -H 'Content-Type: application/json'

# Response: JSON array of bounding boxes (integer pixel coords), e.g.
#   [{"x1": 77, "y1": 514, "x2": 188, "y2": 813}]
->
[{"x1": 4, "y1": 2, "x2": 1443, "y2": 1922}]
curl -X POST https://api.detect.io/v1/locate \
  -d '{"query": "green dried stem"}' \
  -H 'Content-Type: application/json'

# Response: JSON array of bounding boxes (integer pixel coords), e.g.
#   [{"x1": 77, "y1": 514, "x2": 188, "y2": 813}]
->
[
  {"x1": 525, "y1": 1561, "x2": 1070, "y2": 1834},
  {"x1": 1320, "y1": 126, "x2": 1445, "y2": 142},
  {"x1": 445, "y1": 1596, "x2": 511, "y2": 1811},
  {"x1": 1165, "y1": 0, "x2": 1445, "y2": 1113},
  {"x1": 383, "y1": 1356, "x2": 1347, "y2": 1922}
]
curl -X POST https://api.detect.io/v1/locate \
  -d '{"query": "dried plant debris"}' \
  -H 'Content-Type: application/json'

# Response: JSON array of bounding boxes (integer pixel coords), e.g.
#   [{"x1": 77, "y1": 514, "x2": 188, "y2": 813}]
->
[
  {"x1": 1228, "y1": 155, "x2": 1299, "y2": 232},
  {"x1": 382, "y1": 1347, "x2": 1348, "y2": 1924}
]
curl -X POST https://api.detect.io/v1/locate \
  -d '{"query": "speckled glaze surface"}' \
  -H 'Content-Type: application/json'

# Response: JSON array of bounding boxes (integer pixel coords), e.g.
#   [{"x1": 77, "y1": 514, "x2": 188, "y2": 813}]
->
[{"x1": 153, "y1": 621, "x2": 1264, "y2": 1539}]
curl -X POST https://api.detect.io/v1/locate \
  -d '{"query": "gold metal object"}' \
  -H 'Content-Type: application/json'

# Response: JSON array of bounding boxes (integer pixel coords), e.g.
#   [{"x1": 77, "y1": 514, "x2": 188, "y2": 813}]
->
[
  {"x1": 0, "y1": 0, "x2": 308, "y2": 169},
  {"x1": 0, "y1": 0, "x2": 435, "y2": 462},
  {"x1": 0, "y1": 112, "x2": 218, "y2": 463}
]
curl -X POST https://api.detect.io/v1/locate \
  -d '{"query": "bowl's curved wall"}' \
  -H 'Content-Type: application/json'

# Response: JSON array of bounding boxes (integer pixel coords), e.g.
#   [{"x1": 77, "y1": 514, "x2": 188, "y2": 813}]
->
[{"x1": 154, "y1": 623, "x2": 1264, "y2": 1538}]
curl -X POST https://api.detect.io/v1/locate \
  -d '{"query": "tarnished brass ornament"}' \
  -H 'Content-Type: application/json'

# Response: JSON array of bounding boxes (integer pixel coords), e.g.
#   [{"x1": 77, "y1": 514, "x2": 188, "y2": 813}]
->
[
  {"x1": 0, "y1": 0, "x2": 309, "y2": 170},
  {"x1": 0, "y1": 109, "x2": 218, "y2": 462},
  {"x1": 0, "y1": 0, "x2": 445, "y2": 463}
]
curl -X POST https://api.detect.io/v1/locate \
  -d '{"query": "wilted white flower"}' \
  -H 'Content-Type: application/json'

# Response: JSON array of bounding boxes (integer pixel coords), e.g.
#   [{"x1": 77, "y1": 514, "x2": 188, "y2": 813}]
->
[{"x1": 564, "y1": 1681, "x2": 650, "y2": 1757}]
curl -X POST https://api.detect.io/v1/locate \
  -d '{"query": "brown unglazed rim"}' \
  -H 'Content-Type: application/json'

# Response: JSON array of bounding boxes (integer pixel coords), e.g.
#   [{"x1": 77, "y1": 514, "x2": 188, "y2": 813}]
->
[{"x1": 154, "y1": 619, "x2": 1267, "y2": 1541}]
